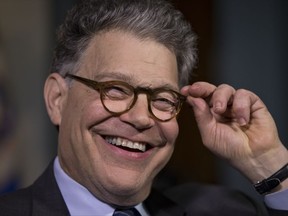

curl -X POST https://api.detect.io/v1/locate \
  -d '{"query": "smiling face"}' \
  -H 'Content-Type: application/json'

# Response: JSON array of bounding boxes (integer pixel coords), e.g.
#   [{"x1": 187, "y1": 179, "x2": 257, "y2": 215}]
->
[{"x1": 44, "y1": 30, "x2": 180, "y2": 206}]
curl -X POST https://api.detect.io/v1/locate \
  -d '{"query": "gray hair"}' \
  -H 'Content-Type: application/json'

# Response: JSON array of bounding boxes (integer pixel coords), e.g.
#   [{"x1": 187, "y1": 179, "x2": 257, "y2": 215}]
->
[{"x1": 51, "y1": 0, "x2": 197, "y2": 87}]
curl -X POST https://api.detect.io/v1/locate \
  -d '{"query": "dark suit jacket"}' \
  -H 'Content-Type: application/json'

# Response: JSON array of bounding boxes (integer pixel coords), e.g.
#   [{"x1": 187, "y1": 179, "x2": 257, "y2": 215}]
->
[{"x1": 0, "y1": 162, "x2": 287, "y2": 216}]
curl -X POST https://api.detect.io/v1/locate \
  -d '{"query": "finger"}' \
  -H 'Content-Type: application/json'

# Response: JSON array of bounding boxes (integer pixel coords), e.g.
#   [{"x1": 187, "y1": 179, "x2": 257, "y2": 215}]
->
[
  {"x1": 210, "y1": 84, "x2": 236, "y2": 114},
  {"x1": 186, "y1": 96, "x2": 214, "y2": 132},
  {"x1": 232, "y1": 89, "x2": 260, "y2": 126},
  {"x1": 181, "y1": 82, "x2": 217, "y2": 98}
]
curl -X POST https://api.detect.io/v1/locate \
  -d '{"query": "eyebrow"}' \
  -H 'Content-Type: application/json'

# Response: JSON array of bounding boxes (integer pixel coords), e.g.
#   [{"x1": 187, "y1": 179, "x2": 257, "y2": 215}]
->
[
  {"x1": 93, "y1": 71, "x2": 135, "y2": 83},
  {"x1": 93, "y1": 71, "x2": 180, "y2": 92}
]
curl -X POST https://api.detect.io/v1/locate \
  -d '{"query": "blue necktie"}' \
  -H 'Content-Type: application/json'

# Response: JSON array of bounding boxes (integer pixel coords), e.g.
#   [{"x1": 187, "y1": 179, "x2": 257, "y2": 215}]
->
[{"x1": 113, "y1": 207, "x2": 142, "y2": 216}]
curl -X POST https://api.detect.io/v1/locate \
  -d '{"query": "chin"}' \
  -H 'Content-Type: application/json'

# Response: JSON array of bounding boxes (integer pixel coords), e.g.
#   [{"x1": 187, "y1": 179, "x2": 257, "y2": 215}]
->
[
  {"x1": 108, "y1": 183, "x2": 152, "y2": 206},
  {"x1": 102, "y1": 173, "x2": 151, "y2": 203}
]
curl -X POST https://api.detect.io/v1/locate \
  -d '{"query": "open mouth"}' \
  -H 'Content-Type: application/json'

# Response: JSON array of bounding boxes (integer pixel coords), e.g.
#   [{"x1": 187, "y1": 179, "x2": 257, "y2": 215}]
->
[{"x1": 105, "y1": 136, "x2": 150, "y2": 153}]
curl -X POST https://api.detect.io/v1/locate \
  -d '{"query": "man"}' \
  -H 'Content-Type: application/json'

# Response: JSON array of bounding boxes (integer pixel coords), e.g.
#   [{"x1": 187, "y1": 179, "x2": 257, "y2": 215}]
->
[{"x1": 0, "y1": 0, "x2": 287, "y2": 215}]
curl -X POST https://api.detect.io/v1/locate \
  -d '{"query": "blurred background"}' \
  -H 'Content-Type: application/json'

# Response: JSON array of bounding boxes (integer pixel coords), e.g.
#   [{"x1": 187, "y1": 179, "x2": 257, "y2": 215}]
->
[{"x1": 0, "y1": 0, "x2": 287, "y2": 203}]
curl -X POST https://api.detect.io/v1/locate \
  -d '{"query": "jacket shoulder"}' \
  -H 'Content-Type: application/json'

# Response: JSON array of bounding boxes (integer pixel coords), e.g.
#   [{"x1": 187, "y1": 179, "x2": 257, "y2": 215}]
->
[
  {"x1": 163, "y1": 183, "x2": 269, "y2": 216},
  {"x1": 0, "y1": 160, "x2": 69, "y2": 216},
  {"x1": 0, "y1": 187, "x2": 33, "y2": 215}
]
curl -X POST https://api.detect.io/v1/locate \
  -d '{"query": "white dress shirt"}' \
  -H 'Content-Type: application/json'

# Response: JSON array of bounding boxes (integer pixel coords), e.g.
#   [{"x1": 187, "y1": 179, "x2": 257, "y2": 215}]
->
[{"x1": 265, "y1": 188, "x2": 288, "y2": 210}]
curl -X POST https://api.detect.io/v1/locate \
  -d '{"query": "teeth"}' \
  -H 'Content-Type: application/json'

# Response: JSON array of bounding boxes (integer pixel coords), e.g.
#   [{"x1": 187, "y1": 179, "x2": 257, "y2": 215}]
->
[{"x1": 105, "y1": 136, "x2": 146, "y2": 152}]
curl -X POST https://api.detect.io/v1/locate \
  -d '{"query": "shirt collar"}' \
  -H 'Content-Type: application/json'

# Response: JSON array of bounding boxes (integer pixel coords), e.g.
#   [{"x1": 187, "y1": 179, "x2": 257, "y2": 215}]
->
[{"x1": 53, "y1": 157, "x2": 149, "y2": 216}]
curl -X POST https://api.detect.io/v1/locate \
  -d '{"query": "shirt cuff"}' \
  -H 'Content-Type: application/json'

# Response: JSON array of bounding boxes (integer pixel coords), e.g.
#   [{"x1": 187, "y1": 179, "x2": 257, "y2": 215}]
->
[{"x1": 264, "y1": 188, "x2": 288, "y2": 210}]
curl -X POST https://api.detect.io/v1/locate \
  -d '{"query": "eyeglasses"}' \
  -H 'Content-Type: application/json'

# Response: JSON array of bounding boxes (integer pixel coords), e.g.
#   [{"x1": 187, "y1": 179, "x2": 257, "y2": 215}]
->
[{"x1": 65, "y1": 73, "x2": 186, "y2": 122}]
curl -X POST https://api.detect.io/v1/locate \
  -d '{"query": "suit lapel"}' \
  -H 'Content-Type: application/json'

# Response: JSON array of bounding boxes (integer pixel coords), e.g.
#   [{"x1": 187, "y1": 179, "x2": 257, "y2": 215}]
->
[{"x1": 144, "y1": 188, "x2": 186, "y2": 216}]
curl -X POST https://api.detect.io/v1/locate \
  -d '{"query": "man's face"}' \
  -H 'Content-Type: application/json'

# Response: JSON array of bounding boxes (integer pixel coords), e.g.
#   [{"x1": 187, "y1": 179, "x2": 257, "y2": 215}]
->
[{"x1": 51, "y1": 31, "x2": 179, "y2": 206}]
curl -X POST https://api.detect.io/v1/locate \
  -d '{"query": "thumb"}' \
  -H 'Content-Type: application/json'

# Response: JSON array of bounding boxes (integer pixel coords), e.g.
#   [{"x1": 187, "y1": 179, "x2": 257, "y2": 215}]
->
[{"x1": 187, "y1": 96, "x2": 214, "y2": 132}]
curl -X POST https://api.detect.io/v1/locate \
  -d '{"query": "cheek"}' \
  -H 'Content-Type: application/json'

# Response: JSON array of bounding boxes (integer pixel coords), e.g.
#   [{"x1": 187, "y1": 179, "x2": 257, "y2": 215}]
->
[
  {"x1": 149, "y1": 121, "x2": 179, "y2": 178},
  {"x1": 65, "y1": 89, "x2": 108, "y2": 128},
  {"x1": 162, "y1": 120, "x2": 179, "y2": 145},
  {"x1": 81, "y1": 100, "x2": 110, "y2": 128},
  {"x1": 58, "y1": 93, "x2": 106, "y2": 155},
  {"x1": 58, "y1": 96, "x2": 108, "y2": 171}
]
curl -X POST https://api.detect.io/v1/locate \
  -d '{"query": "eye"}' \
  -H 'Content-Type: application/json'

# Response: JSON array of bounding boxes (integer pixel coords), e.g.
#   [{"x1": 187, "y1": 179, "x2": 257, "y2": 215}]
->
[
  {"x1": 151, "y1": 91, "x2": 178, "y2": 112},
  {"x1": 152, "y1": 98, "x2": 176, "y2": 111},
  {"x1": 103, "y1": 84, "x2": 133, "y2": 100}
]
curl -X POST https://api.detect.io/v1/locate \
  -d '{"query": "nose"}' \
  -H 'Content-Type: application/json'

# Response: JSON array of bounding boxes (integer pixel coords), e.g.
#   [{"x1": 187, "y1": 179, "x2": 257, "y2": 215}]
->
[{"x1": 119, "y1": 94, "x2": 155, "y2": 130}]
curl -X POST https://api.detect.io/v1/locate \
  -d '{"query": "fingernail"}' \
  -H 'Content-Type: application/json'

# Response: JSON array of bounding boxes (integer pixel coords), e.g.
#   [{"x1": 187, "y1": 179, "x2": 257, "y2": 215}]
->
[
  {"x1": 215, "y1": 102, "x2": 222, "y2": 109},
  {"x1": 238, "y1": 117, "x2": 247, "y2": 126}
]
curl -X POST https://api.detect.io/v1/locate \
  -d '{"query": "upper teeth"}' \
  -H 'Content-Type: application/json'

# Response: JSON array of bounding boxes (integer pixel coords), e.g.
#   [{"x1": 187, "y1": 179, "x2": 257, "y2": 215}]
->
[{"x1": 105, "y1": 136, "x2": 146, "y2": 152}]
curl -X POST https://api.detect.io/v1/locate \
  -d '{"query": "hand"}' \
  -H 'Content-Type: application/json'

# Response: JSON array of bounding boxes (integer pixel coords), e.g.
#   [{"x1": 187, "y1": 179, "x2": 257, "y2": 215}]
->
[{"x1": 181, "y1": 82, "x2": 288, "y2": 186}]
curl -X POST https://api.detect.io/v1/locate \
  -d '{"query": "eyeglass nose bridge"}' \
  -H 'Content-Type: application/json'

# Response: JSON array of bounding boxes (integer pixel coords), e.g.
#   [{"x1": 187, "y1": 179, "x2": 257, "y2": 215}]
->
[{"x1": 125, "y1": 86, "x2": 155, "y2": 117}]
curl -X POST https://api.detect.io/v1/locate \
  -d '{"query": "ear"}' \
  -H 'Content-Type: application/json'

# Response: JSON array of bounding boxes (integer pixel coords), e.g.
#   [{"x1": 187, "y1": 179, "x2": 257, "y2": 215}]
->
[{"x1": 44, "y1": 73, "x2": 68, "y2": 126}]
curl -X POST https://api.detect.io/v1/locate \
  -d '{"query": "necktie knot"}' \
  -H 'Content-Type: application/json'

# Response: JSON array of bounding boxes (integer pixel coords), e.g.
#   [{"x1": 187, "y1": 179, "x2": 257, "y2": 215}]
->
[{"x1": 113, "y1": 207, "x2": 141, "y2": 216}]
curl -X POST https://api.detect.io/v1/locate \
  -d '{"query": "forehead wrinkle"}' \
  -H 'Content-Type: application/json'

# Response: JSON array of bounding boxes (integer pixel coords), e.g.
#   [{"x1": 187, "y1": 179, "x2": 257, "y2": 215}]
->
[
  {"x1": 93, "y1": 71, "x2": 136, "y2": 82},
  {"x1": 93, "y1": 70, "x2": 180, "y2": 91}
]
